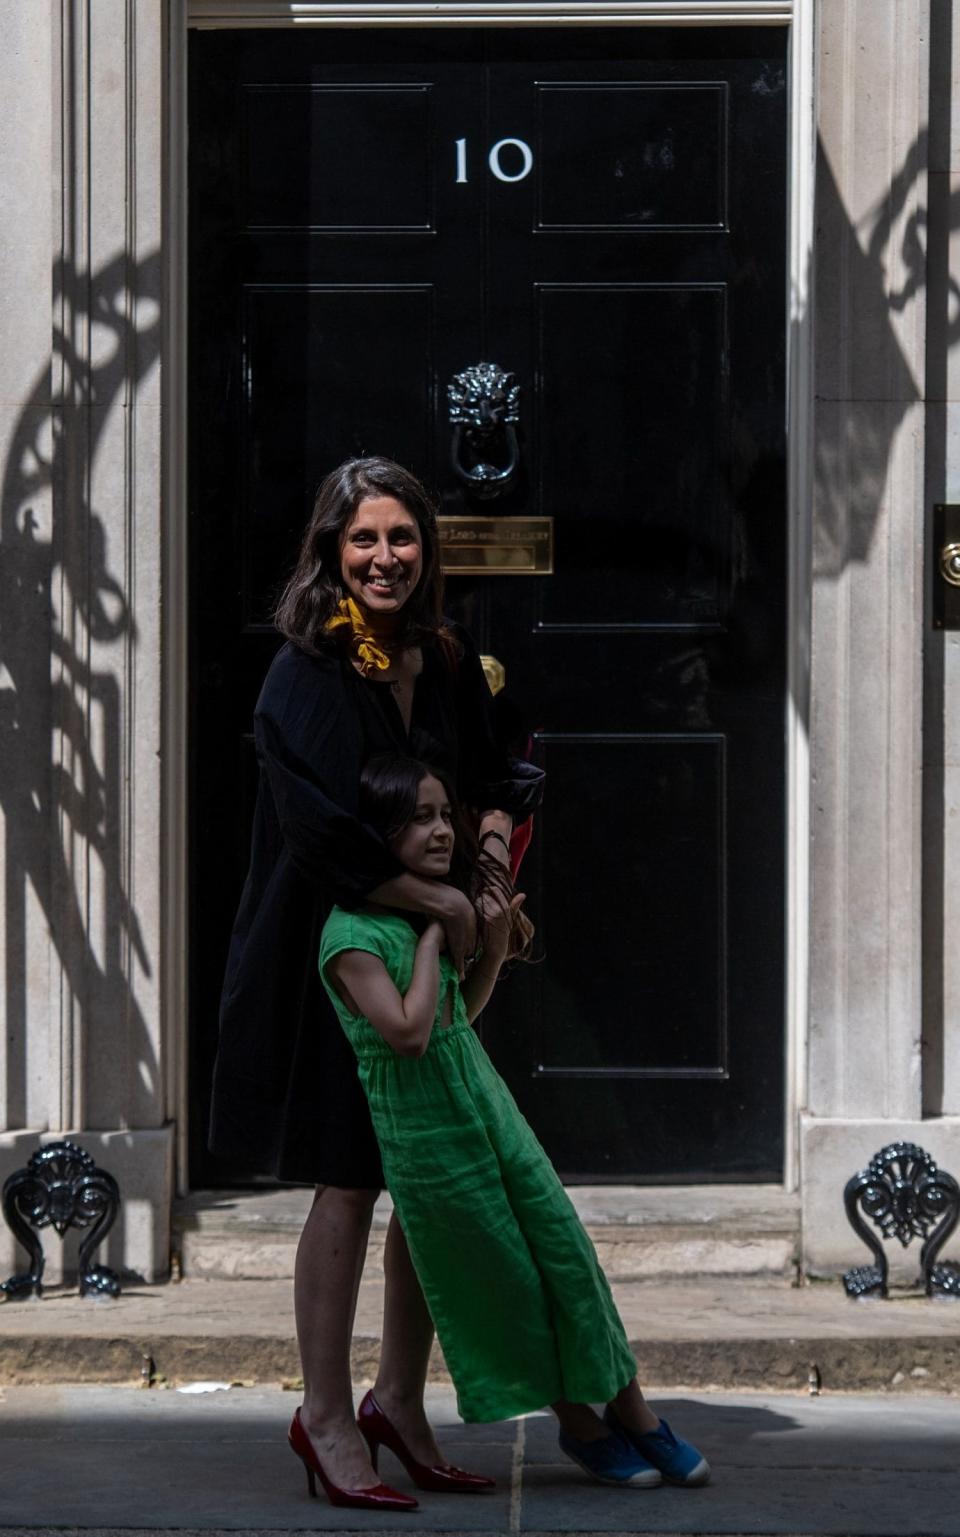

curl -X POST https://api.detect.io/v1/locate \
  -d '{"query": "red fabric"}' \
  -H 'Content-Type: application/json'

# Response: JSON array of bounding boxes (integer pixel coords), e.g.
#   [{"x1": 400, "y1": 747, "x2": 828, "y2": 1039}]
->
[{"x1": 509, "y1": 817, "x2": 533, "y2": 879}]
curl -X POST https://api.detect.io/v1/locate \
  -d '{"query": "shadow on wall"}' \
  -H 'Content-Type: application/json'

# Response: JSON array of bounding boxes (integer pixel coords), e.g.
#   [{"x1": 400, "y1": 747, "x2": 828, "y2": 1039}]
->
[
  {"x1": 0, "y1": 250, "x2": 162, "y2": 1138},
  {"x1": 812, "y1": 128, "x2": 933, "y2": 580},
  {"x1": 812, "y1": 68, "x2": 957, "y2": 1111}
]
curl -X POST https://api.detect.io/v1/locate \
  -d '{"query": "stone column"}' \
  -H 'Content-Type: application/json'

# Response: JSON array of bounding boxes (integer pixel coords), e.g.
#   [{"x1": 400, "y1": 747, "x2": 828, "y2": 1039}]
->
[
  {"x1": 803, "y1": 0, "x2": 960, "y2": 1276},
  {"x1": 924, "y1": 1, "x2": 960, "y2": 1124},
  {"x1": 0, "y1": 0, "x2": 172, "y2": 1283}
]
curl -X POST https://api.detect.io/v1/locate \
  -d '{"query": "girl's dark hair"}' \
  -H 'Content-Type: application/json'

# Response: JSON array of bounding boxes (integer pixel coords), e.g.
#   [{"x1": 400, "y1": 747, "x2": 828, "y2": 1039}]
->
[
  {"x1": 359, "y1": 753, "x2": 530, "y2": 960},
  {"x1": 275, "y1": 457, "x2": 448, "y2": 655},
  {"x1": 360, "y1": 752, "x2": 476, "y2": 896}
]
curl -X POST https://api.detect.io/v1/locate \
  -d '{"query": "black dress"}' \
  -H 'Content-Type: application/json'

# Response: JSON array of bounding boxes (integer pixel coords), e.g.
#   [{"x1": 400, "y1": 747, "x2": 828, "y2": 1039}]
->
[{"x1": 209, "y1": 623, "x2": 543, "y2": 1186}]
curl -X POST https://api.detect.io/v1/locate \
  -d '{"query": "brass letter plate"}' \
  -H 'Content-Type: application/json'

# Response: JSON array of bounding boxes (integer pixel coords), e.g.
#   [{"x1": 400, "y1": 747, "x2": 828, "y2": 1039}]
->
[{"x1": 438, "y1": 515, "x2": 554, "y2": 576}]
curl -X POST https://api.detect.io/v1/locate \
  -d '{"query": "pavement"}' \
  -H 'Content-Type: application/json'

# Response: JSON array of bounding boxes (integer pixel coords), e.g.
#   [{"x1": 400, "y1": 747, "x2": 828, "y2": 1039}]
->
[
  {"x1": 0, "y1": 1383, "x2": 958, "y2": 1536},
  {"x1": 3, "y1": 1270, "x2": 960, "y2": 1536},
  {"x1": 2, "y1": 1275, "x2": 960, "y2": 1394}
]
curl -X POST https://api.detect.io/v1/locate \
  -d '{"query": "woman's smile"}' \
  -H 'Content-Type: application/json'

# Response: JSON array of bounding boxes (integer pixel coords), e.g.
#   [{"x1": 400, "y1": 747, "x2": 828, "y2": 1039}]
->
[{"x1": 340, "y1": 495, "x2": 423, "y2": 617}]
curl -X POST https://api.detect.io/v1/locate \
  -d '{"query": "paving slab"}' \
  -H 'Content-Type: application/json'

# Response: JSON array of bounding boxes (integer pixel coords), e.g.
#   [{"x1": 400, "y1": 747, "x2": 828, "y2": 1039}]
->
[
  {"x1": 0, "y1": 1386, "x2": 958, "y2": 1536},
  {"x1": 2, "y1": 1276, "x2": 960, "y2": 1393}
]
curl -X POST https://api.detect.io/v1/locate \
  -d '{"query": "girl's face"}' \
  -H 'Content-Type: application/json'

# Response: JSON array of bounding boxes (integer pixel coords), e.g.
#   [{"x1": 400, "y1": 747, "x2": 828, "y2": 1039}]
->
[
  {"x1": 388, "y1": 774, "x2": 454, "y2": 878},
  {"x1": 339, "y1": 495, "x2": 423, "y2": 618}
]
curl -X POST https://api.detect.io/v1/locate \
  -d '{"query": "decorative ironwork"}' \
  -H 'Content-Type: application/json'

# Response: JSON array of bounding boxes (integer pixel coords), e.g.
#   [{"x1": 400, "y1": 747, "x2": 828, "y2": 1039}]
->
[
  {"x1": 447, "y1": 362, "x2": 520, "y2": 499},
  {"x1": 842, "y1": 1141, "x2": 960, "y2": 1299},
  {"x1": 1, "y1": 1141, "x2": 121, "y2": 1300}
]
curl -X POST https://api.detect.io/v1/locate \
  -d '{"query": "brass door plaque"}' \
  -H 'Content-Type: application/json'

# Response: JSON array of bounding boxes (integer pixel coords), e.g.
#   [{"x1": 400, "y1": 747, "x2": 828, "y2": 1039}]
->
[{"x1": 438, "y1": 515, "x2": 554, "y2": 575}]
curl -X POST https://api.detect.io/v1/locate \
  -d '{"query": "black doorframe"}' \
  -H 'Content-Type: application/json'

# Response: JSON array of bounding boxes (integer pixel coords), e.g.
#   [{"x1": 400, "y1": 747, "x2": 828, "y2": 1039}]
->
[{"x1": 179, "y1": 9, "x2": 792, "y2": 1186}]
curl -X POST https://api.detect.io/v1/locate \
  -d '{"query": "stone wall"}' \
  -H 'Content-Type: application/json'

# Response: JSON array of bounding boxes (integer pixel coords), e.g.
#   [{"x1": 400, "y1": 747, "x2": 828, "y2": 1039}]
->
[
  {"x1": 803, "y1": 0, "x2": 960, "y2": 1276},
  {"x1": 0, "y1": 0, "x2": 172, "y2": 1283}
]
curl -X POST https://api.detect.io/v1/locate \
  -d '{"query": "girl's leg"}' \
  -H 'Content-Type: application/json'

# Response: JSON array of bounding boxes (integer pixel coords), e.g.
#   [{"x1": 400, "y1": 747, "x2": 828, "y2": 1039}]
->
[
  {"x1": 552, "y1": 1394, "x2": 663, "y2": 1489},
  {"x1": 372, "y1": 1210, "x2": 446, "y2": 1465},
  {"x1": 551, "y1": 1386, "x2": 656, "y2": 1440},
  {"x1": 295, "y1": 1184, "x2": 381, "y2": 1488},
  {"x1": 552, "y1": 1401, "x2": 608, "y2": 1441},
  {"x1": 551, "y1": 1377, "x2": 658, "y2": 1442},
  {"x1": 607, "y1": 1376, "x2": 710, "y2": 1485},
  {"x1": 609, "y1": 1378, "x2": 660, "y2": 1435}
]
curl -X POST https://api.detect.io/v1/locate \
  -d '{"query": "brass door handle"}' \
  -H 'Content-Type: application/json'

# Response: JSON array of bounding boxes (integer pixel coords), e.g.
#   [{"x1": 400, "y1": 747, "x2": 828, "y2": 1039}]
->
[
  {"x1": 941, "y1": 542, "x2": 960, "y2": 587},
  {"x1": 480, "y1": 654, "x2": 506, "y2": 695}
]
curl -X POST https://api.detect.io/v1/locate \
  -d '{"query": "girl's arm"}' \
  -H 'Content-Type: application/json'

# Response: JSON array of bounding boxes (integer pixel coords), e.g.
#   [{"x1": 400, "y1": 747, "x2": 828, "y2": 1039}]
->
[
  {"x1": 328, "y1": 923, "x2": 444, "y2": 1058},
  {"x1": 460, "y1": 892, "x2": 526, "y2": 1023}
]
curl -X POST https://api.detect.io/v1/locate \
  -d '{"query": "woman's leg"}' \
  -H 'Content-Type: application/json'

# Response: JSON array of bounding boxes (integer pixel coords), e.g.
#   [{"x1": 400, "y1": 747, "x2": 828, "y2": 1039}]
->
[
  {"x1": 371, "y1": 1210, "x2": 446, "y2": 1465},
  {"x1": 295, "y1": 1184, "x2": 381, "y2": 1488}
]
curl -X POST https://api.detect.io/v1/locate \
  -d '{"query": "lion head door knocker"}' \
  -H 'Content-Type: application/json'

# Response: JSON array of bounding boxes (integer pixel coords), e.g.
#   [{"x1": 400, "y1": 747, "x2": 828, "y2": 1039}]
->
[{"x1": 447, "y1": 362, "x2": 520, "y2": 500}]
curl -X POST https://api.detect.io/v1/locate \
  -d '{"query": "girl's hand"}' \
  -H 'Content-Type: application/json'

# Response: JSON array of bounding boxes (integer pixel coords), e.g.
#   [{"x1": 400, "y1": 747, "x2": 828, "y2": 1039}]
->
[
  {"x1": 418, "y1": 919, "x2": 445, "y2": 951},
  {"x1": 484, "y1": 890, "x2": 531, "y2": 960},
  {"x1": 437, "y1": 887, "x2": 478, "y2": 977}
]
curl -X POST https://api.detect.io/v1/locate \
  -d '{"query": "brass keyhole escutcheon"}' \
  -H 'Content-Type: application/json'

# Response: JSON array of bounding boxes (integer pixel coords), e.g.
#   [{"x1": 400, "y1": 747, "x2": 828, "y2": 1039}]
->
[{"x1": 941, "y1": 542, "x2": 960, "y2": 587}]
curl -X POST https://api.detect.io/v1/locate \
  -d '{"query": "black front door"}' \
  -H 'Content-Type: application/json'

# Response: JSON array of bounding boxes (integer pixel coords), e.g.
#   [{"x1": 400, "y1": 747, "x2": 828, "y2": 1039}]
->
[{"x1": 189, "y1": 25, "x2": 787, "y2": 1185}]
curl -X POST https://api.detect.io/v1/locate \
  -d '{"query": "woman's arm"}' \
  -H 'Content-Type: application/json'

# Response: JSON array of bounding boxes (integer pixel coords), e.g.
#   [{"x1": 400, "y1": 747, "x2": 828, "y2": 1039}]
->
[
  {"x1": 451, "y1": 625, "x2": 544, "y2": 825},
  {"x1": 328, "y1": 923, "x2": 444, "y2": 1058},
  {"x1": 478, "y1": 813, "x2": 513, "y2": 877},
  {"x1": 367, "y1": 873, "x2": 477, "y2": 976},
  {"x1": 255, "y1": 661, "x2": 402, "y2": 903}
]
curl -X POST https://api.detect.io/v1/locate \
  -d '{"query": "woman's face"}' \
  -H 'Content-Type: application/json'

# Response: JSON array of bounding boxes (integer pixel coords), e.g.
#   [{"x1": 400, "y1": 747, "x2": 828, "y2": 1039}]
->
[
  {"x1": 388, "y1": 774, "x2": 454, "y2": 878},
  {"x1": 339, "y1": 495, "x2": 423, "y2": 618}
]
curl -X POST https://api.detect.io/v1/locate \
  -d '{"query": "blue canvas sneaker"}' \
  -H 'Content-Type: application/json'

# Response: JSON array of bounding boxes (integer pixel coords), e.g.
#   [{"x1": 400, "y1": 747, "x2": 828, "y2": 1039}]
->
[
  {"x1": 558, "y1": 1426, "x2": 662, "y2": 1487},
  {"x1": 604, "y1": 1407, "x2": 710, "y2": 1486}
]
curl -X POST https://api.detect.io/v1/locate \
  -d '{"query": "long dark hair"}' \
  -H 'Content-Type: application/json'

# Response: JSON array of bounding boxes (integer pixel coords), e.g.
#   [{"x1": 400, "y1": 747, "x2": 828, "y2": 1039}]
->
[
  {"x1": 360, "y1": 753, "x2": 530, "y2": 959},
  {"x1": 275, "y1": 457, "x2": 448, "y2": 655},
  {"x1": 360, "y1": 752, "x2": 477, "y2": 896}
]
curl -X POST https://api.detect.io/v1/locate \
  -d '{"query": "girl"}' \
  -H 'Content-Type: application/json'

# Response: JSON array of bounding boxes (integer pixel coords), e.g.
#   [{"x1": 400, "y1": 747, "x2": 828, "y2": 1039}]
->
[{"x1": 310, "y1": 752, "x2": 709, "y2": 1497}]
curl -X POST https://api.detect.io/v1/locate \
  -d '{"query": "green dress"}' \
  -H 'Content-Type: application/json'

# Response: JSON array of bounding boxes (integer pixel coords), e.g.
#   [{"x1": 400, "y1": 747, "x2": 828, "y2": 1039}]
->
[{"x1": 319, "y1": 906, "x2": 636, "y2": 1423}]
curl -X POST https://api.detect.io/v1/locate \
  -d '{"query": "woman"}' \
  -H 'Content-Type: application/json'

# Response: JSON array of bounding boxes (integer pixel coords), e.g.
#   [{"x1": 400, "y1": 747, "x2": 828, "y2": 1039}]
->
[{"x1": 210, "y1": 457, "x2": 542, "y2": 1511}]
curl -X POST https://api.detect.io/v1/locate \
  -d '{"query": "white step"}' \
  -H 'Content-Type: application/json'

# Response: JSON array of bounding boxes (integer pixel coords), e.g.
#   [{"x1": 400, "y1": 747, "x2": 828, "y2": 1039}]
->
[{"x1": 173, "y1": 1185, "x2": 799, "y2": 1282}]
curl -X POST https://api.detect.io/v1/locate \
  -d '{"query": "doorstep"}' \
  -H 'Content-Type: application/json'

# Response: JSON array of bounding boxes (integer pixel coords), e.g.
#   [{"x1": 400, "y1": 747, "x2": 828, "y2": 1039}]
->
[{"x1": 172, "y1": 1184, "x2": 802, "y2": 1282}]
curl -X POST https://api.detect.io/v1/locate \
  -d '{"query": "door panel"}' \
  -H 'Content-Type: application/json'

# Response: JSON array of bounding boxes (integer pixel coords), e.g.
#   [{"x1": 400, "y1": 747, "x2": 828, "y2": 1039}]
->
[
  {"x1": 534, "y1": 283, "x2": 727, "y2": 629},
  {"x1": 189, "y1": 25, "x2": 787, "y2": 1185},
  {"x1": 534, "y1": 82, "x2": 727, "y2": 232},
  {"x1": 531, "y1": 733, "x2": 727, "y2": 1077},
  {"x1": 242, "y1": 84, "x2": 436, "y2": 231}
]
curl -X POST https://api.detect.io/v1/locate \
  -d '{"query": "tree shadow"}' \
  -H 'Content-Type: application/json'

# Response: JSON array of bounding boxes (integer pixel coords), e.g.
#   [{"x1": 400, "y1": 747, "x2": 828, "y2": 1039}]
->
[
  {"x1": 812, "y1": 127, "x2": 940, "y2": 579},
  {"x1": 0, "y1": 250, "x2": 162, "y2": 1146}
]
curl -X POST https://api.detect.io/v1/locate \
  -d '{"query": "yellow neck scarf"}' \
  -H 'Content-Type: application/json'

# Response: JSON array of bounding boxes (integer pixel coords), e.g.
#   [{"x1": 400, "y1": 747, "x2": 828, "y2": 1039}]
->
[{"x1": 324, "y1": 597, "x2": 395, "y2": 677}]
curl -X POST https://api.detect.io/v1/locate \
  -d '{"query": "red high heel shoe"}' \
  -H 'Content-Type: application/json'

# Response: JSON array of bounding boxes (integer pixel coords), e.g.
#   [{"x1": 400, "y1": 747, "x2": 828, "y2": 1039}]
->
[
  {"x1": 288, "y1": 1406, "x2": 419, "y2": 1511},
  {"x1": 357, "y1": 1389, "x2": 496, "y2": 1493}
]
